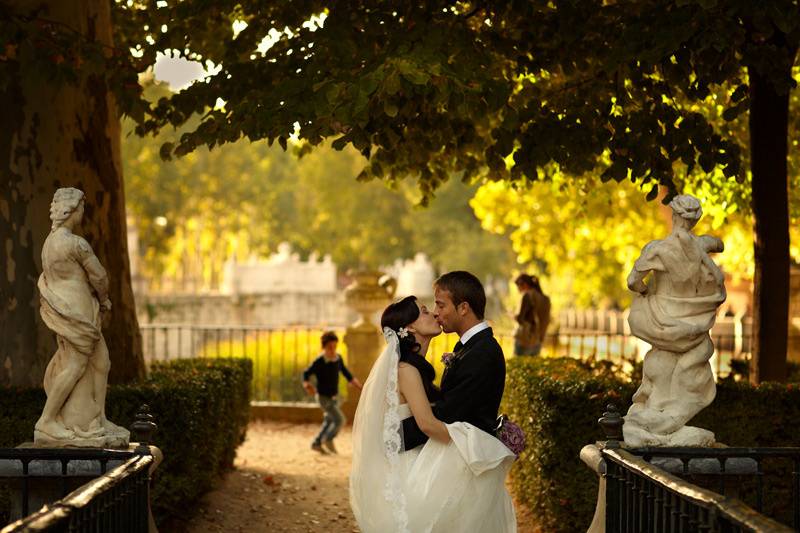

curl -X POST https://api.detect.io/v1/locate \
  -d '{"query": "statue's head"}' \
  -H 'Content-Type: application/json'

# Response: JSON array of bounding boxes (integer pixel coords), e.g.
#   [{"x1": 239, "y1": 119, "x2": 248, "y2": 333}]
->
[
  {"x1": 668, "y1": 194, "x2": 702, "y2": 230},
  {"x1": 50, "y1": 188, "x2": 85, "y2": 230}
]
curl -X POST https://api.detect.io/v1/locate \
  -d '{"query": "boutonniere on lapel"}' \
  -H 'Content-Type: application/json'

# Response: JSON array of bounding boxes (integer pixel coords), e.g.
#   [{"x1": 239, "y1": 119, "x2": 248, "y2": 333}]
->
[
  {"x1": 441, "y1": 352, "x2": 456, "y2": 368},
  {"x1": 441, "y1": 347, "x2": 467, "y2": 368}
]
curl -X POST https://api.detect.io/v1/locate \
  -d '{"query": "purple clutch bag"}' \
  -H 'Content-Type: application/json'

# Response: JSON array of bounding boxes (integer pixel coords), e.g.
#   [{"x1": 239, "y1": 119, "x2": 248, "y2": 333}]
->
[{"x1": 496, "y1": 414, "x2": 526, "y2": 458}]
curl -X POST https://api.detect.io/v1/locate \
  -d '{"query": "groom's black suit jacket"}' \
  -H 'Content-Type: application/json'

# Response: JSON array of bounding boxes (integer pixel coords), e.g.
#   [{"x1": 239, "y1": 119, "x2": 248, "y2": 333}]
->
[{"x1": 401, "y1": 327, "x2": 506, "y2": 451}]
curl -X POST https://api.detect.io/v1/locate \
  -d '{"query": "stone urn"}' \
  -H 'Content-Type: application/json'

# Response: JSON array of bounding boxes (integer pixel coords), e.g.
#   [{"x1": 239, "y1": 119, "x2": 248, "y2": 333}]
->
[
  {"x1": 344, "y1": 270, "x2": 397, "y2": 331},
  {"x1": 342, "y1": 271, "x2": 396, "y2": 418}
]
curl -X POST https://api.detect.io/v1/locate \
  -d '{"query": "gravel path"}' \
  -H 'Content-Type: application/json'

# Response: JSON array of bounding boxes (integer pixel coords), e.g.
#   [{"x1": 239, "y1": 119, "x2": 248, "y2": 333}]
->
[{"x1": 165, "y1": 421, "x2": 540, "y2": 533}]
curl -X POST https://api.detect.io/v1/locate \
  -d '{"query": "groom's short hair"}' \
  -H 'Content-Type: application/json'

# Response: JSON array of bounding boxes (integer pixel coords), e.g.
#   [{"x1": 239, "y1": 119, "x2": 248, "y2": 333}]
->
[{"x1": 435, "y1": 271, "x2": 486, "y2": 319}]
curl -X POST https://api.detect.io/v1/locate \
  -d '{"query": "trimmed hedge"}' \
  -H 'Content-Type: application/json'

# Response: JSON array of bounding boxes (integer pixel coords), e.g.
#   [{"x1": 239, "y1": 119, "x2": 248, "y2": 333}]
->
[
  {"x1": 503, "y1": 357, "x2": 635, "y2": 533},
  {"x1": 503, "y1": 357, "x2": 800, "y2": 533},
  {"x1": 0, "y1": 358, "x2": 252, "y2": 526}
]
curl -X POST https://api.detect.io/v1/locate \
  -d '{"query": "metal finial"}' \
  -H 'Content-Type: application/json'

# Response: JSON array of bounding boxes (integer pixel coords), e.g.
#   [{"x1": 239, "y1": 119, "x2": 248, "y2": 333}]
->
[
  {"x1": 598, "y1": 403, "x2": 624, "y2": 448},
  {"x1": 130, "y1": 404, "x2": 157, "y2": 454}
]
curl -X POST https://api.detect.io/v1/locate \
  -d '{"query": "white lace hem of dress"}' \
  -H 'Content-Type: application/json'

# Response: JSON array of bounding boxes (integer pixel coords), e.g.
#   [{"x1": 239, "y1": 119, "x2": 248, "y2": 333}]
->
[{"x1": 382, "y1": 327, "x2": 409, "y2": 533}]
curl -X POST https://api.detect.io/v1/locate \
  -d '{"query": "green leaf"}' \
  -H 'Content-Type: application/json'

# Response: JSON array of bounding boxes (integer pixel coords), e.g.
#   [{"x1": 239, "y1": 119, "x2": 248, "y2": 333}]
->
[
  {"x1": 698, "y1": 153, "x2": 715, "y2": 173},
  {"x1": 722, "y1": 106, "x2": 739, "y2": 122},
  {"x1": 326, "y1": 84, "x2": 342, "y2": 104},
  {"x1": 331, "y1": 135, "x2": 349, "y2": 151},
  {"x1": 609, "y1": 161, "x2": 628, "y2": 182},
  {"x1": 384, "y1": 101, "x2": 399, "y2": 117},
  {"x1": 398, "y1": 60, "x2": 429, "y2": 85},
  {"x1": 722, "y1": 99, "x2": 748, "y2": 121},
  {"x1": 159, "y1": 142, "x2": 174, "y2": 161},
  {"x1": 769, "y1": 5, "x2": 797, "y2": 34},
  {"x1": 384, "y1": 70, "x2": 402, "y2": 95},
  {"x1": 730, "y1": 84, "x2": 748, "y2": 103}
]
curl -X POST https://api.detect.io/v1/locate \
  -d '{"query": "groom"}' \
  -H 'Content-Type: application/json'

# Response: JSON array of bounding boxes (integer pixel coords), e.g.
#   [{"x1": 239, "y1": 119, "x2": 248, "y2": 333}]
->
[{"x1": 402, "y1": 270, "x2": 506, "y2": 451}]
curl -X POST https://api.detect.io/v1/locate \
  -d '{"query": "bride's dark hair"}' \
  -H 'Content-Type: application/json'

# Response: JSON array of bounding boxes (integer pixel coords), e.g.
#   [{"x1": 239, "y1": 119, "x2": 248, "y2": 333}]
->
[{"x1": 380, "y1": 296, "x2": 439, "y2": 396}]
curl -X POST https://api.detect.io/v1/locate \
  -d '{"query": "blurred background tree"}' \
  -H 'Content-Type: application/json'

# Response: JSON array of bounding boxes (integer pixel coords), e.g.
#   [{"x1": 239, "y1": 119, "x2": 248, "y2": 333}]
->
[{"x1": 124, "y1": 82, "x2": 515, "y2": 290}]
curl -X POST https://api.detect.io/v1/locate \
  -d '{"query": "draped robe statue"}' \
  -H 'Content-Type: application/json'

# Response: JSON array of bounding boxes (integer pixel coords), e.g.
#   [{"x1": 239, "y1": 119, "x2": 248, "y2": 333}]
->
[
  {"x1": 623, "y1": 194, "x2": 726, "y2": 447},
  {"x1": 34, "y1": 188, "x2": 129, "y2": 448}
]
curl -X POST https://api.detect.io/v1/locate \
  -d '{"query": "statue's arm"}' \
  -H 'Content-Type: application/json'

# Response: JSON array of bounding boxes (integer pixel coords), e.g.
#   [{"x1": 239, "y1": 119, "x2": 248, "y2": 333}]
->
[
  {"x1": 627, "y1": 241, "x2": 664, "y2": 294},
  {"x1": 76, "y1": 237, "x2": 110, "y2": 308},
  {"x1": 626, "y1": 268, "x2": 649, "y2": 294},
  {"x1": 699, "y1": 235, "x2": 724, "y2": 254}
]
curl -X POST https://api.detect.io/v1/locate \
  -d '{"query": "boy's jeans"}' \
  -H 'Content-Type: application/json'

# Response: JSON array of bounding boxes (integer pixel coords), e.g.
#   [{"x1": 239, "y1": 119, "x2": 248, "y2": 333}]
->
[{"x1": 314, "y1": 394, "x2": 345, "y2": 445}]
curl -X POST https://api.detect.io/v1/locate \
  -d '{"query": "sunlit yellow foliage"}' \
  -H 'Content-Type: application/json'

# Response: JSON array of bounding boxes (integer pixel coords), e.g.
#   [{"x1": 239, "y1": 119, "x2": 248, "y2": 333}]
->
[{"x1": 471, "y1": 172, "x2": 767, "y2": 309}]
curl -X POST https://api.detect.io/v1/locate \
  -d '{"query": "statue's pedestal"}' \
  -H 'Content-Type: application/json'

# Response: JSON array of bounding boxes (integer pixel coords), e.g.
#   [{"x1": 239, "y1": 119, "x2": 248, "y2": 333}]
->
[
  {"x1": 32, "y1": 429, "x2": 130, "y2": 448},
  {"x1": 623, "y1": 422, "x2": 715, "y2": 448},
  {"x1": 649, "y1": 455, "x2": 757, "y2": 475},
  {"x1": 0, "y1": 444, "x2": 162, "y2": 527},
  {"x1": 647, "y1": 453, "x2": 758, "y2": 501}
]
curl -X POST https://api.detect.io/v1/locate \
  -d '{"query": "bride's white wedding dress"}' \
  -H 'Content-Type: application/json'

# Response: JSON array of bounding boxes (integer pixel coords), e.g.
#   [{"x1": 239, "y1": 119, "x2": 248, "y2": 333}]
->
[{"x1": 350, "y1": 329, "x2": 517, "y2": 533}]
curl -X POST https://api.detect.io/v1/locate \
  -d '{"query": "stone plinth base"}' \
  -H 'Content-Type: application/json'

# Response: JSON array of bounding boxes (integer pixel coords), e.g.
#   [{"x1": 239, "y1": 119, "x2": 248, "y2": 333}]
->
[
  {"x1": 623, "y1": 423, "x2": 715, "y2": 448},
  {"x1": 32, "y1": 428, "x2": 130, "y2": 449},
  {"x1": 649, "y1": 456, "x2": 758, "y2": 475},
  {"x1": 647, "y1": 452, "x2": 758, "y2": 501}
]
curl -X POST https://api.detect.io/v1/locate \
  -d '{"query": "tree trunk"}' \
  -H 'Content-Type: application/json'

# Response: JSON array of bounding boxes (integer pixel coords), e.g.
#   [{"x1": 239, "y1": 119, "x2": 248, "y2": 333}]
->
[
  {"x1": 747, "y1": 62, "x2": 793, "y2": 383},
  {"x1": 0, "y1": 0, "x2": 145, "y2": 387}
]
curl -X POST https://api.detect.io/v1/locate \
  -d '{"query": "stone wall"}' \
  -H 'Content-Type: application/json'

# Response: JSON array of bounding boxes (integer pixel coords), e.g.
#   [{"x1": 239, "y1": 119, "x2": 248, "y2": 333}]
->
[{"x1": 220, "y1": 243, "x2": 337, "y2": 295}]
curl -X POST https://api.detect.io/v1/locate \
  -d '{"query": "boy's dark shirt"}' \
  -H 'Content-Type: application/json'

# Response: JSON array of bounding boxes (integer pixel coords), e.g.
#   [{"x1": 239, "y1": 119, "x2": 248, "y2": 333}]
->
[
  {"x1": 302, "y1": 354, "x2": 353, "y2": 397},
  {"x1": 401, "y1": 328, "x2": 505, "y2": 450}
]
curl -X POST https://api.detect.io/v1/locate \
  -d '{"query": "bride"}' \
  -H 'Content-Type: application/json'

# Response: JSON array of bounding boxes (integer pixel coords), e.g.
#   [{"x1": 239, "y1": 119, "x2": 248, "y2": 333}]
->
[{"x1": 349, "y1": 296, "x2": 517, "y2": 532}]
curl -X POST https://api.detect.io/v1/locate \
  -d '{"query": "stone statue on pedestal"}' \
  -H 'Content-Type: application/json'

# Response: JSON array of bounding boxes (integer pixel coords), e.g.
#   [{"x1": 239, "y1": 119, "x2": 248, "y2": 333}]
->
[
  {"x1": 623, "y1": 194, "x2": 726, "y2": 447},
  {"x1": 34, "y1": 188, "x2": 129, "y2": 448}
]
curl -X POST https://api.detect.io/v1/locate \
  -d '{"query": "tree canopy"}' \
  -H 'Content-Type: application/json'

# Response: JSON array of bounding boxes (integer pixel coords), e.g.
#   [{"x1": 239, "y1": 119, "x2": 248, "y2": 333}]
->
[
  {"x1": 4, "y1": 0, "x2": 799, "y2": 381},
  {"x1": 109, "y1": 2, "x2": 785, "y2": 188}
]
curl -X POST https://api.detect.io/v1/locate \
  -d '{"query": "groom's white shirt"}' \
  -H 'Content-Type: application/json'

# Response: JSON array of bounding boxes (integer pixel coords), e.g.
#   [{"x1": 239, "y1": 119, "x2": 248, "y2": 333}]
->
[{"x1": 459, "y1": 321, "x2": 490, "y2": 346}]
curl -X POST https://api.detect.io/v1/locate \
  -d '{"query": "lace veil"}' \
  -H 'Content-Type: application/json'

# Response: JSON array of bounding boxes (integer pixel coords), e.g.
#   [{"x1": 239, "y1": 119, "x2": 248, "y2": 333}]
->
[{"x1": 349, "y1": 327, "x2": 409, "y2": 533}]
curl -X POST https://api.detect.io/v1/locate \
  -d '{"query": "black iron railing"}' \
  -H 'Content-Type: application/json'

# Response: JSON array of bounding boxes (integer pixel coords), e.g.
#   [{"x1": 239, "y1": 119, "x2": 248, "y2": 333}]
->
[
  {"x1": 603, "y1": 448, "x2": 793, "y2": 532},
  {"x1": 1, "y1": 454, "x2": 153, "y2": 533},
  {"x1": 0, "y1": 448, "x2": 138, "y2": 519}
]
